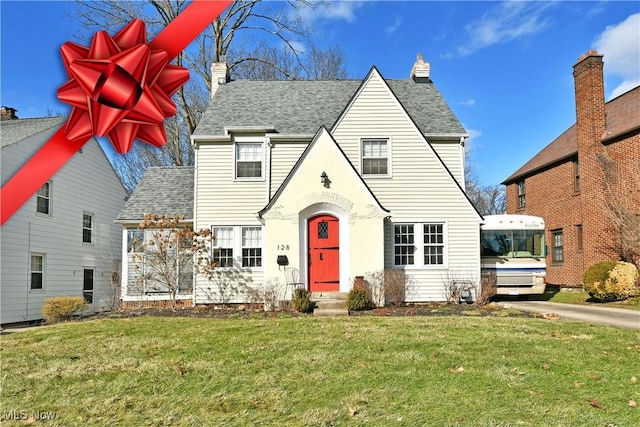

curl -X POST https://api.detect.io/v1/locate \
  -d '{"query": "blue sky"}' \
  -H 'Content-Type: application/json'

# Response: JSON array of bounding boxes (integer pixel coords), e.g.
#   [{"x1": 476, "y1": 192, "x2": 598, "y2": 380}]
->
[{"x1": 1, "y1": 1, "x2": 639, "y2": 186}]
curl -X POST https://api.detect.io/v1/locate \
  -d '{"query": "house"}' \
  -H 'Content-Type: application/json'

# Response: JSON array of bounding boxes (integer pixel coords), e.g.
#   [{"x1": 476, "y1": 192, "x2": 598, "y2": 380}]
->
[
  {"x1": 119, "y1": 55, "x2": 483, "y2": 305},
  {"x1": 1, "y1": 110, "x2": 128, "y2": 324},
  {"x1": 502, "y1": 51, "x2": 640, "y2": 287}
]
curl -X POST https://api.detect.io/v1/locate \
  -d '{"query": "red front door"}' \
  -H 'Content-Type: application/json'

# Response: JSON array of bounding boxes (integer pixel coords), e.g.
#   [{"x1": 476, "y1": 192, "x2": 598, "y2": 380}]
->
[{"x1": 308, "y1": 215, "x2": 340, "y2": 292}]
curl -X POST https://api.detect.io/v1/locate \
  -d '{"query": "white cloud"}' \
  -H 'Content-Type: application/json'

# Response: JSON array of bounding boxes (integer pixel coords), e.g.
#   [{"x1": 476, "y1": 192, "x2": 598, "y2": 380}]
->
[
  {"x1": 298, "y1": 1, "x2": 365, "y2": 26},
  {"x1": 385, "y1": 15, "x2": 402, "y2": 37},
  {"x1": 594, "y1": 13, "x2": 640, "y2": 98},
  {"x1": 459, "y1": 99, "x2": 477, "y2": 107},
  {"x1": 454, "y1": 1, "x2": 554, "y2": 57}
]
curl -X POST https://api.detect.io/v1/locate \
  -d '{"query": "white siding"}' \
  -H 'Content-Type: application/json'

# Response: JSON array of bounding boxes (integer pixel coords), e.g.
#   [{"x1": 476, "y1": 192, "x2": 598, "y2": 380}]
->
[
  {"x1": 332, "y1": 70, "x2": 481, "y2": 301},
  {"x1": 430, "y1": 140, "x2": 464, "y2": 187},
  {"x1": 194, "y1": 139, "x2": 269, "y2": 303},
  {"x1": 269, "y1": 141, "x2": 307, "y2": 198},
  {"x1": 1, "y1": 134, "x2": 126, "y2": 323}
]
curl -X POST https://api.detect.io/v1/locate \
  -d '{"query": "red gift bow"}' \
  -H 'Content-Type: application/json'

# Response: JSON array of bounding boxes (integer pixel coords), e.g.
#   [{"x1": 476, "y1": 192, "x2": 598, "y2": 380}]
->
[
  {"x1": 1, "y1": 0, "x2": 232, "y2": 226},
  {"x1": 57, "y1": 19, "x2": 190, "y2": 154}
]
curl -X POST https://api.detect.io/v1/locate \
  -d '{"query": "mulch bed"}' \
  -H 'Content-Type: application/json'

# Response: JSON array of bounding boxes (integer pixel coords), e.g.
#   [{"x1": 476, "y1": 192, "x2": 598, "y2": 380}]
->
[{"x1": 86, "y1": 302, "x2": 541, "y2": 321}]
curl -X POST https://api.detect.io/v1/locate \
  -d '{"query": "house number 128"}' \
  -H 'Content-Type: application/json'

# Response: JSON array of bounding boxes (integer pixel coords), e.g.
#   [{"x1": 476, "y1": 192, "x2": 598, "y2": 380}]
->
[{"x1": 277, "y1": 244, "x2": 290, "y2": 251}]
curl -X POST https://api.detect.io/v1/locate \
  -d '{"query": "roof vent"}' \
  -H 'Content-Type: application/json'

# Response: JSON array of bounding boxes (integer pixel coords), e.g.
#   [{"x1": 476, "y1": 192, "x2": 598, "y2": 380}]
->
[{"x1": 410, "y1": 53, "x2": 431, "y2": 83}]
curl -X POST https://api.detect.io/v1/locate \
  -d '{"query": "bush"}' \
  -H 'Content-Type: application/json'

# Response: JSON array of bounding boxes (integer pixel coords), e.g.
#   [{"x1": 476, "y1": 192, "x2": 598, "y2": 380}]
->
[
  {"x1": 291, "y1": 288, "x2": 314, "y2": 313},
  {"x1": 346, "y1": 288, "x2": 370, "y2": 311},
  {"x1": 42, "y1": 296, "x2": 88, "y2": 324},
  {"x1": 583, "y1": 261, "x2": 640, "y2": 302}
]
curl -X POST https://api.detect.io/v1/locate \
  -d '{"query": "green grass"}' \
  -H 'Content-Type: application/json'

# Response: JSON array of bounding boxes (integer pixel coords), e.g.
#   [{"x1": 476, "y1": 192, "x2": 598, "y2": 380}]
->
[
  {"x1": 542, "y1": 290, "x2": 640, "y2": 311},
  {"x1": 2, "y1": 316, "x2": 639, "y2": 426}
]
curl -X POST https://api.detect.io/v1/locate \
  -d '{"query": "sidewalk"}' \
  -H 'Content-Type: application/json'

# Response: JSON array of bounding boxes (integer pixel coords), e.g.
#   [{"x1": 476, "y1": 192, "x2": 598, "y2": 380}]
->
[{"x1": 502, "y1": 301, "x2": 640, "y2": 330}]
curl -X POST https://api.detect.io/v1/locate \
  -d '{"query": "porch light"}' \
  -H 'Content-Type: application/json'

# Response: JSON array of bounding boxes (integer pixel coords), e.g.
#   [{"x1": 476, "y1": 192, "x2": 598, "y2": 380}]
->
[{"x1": 320, "y1": 171, "x2": 330, "y2": 187}]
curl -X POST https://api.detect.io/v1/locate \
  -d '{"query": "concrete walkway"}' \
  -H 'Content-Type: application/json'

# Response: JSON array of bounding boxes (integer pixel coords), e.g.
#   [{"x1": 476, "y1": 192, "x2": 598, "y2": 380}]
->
[{"x1": 502, "y1": 301, "x2": 640, "y2": 330}]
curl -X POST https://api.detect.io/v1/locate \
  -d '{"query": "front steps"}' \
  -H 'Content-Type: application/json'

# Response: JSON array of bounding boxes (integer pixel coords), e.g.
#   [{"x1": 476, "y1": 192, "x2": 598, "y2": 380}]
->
[{"x1": 311, "y1": 292, "x2": 349, "y2": 317}]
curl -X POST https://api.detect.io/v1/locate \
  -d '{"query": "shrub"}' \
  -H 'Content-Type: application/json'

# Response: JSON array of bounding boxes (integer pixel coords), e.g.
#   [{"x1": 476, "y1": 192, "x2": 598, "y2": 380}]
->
[
  {"x1": 42, "y1": 296, "x2": 88, "y2": 324},
  {"x1": 346, "y1": 288, "x2": 370, "y2": 311},
  {"x1": 583, "y1": 261, "x2": 640, "y2": 302},
  {"x1": 291, "y1": 288, "x2": 314, "y2": 313}
]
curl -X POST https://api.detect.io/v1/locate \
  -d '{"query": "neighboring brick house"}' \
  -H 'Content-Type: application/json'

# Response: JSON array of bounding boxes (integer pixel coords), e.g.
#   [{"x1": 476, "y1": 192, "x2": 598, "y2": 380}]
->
[{"x1": 502, "y1": 51, "x2": 640, "y2": 287}]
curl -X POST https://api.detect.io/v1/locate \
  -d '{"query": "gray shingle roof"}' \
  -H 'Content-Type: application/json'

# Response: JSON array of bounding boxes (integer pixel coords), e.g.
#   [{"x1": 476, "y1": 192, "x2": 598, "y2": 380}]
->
[
  {"x1": 1, "y1": 117, "x2": 66, "y2": 148},
  {"x1": 193, "y1": 74, "x2": 466, "y2": 138},
  {"x1": 116, "y1": 167, "x2": 194, "y2": 222}
]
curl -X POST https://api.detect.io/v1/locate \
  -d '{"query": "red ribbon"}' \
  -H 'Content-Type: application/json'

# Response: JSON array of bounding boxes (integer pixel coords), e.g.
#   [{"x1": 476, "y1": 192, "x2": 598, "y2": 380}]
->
[{"x1": 1, "y1": 0, "x2": 232, "y2": 226}]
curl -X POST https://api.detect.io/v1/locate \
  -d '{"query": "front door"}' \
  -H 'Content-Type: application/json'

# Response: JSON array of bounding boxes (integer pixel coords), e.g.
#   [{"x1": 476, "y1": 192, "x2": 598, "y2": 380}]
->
[{"x1": 308, "y1": 215, "x2": 340, "y2": 292}]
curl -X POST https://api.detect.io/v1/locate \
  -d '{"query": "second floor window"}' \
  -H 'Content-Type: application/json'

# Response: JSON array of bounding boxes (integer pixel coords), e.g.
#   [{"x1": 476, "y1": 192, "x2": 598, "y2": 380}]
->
[
  {"x1": 83, "y1": 213, "x2": 93, "y2": 243},
  {"x1": 236, "y1": 143, "x2": 262, "y2": 178},
  {"x1": 362, "y1": 139, "x2": 389, "y2": 175},
  {"x1": 37, "y1": 182, "x2": 51, "y2": 215},
  {"x1": 573, "y1": 159, "x2": 581, "y2": 192},
  {"x1": 517, "y1": 180, "x2": 526, "y2": 208}
]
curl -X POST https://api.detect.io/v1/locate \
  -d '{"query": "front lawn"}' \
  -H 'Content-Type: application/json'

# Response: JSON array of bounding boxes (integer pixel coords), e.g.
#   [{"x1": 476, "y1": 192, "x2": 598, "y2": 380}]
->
[{"x1": 1, "y1": 316, "x2": 639, "y2": 426}]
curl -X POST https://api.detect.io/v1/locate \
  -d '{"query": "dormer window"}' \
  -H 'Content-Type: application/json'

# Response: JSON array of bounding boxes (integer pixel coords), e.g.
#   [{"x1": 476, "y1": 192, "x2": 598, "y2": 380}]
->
[
  {"x1": 361, "y1": 138, "x2": 390, "y2": 176},
  {"x1": 235, "y1": 143, "x2": 263, "y2": 179}
]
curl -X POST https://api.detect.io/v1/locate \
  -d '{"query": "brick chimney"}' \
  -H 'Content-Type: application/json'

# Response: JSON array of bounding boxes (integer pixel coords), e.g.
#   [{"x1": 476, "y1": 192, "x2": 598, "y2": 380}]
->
[
  {"x1": 573, "y1": 50, "x2": 606, "y2": 152},
  {"x1": 1, "y1": 106, "x2": 19, "y2": 121},
  {"x1": 210, "y1": 56, "x2": 229, "y2": 98},
  {"x1": 573, "y1": 50, "x2": 609, "y2": 267},
  {"x1": 410, "y1": 53, "x2": 431, "y2": 83}
]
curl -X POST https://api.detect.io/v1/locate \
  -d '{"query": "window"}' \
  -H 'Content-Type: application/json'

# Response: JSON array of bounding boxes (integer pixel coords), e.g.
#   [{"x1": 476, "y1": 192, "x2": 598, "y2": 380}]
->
[
  {"x1": 394, "y1": 224, "x2": 415, "y2": 266},
  {"x1": 576, "y1": 225, "x2": 583, "y2": 252},
  {"x1": 235, "y1": 143, "x2": 262, "y2": 178},
  {"x1": 83, "y1": 213, "x2": 93, "y2": 243},
  {"x1": 242, "y1": 227, "x2": 262, "y2": 267},
  {"x1": 361, "y1": 139, "x2": 389, "y2": 175},
  {"x1": 517, "y1": 180, "x2": 526, "y2": 208},
  {"x1": 212, "y1": 226, "x2": 234, "y2": 267},
  {"x1": 318, "y1": 221, "x2": 329, "y2": 239},
  {"x1": 30, "y1": 254, "x2": 44, "y2": 290},
  {"x1": 423, "y1": 223, "x2": 445, "y2": 265},
  {"x1": 394, "y1": 223, "x2": 447, "y2": 267},
  {"x1": 212, "y1": 225, "x2": 264, "y2": 268},
  {"x1": 127, "y1": 229, "x2": 144, "y2": 253},
  {"x1": 551, "y1": 229, "x2": 563, "y2": 263},
  {"x1": 573, "y1": 159, "x2": 580, "y2": 192},
  {"x1": 36, "y1": 182, "x2": 51, "y2": 215},
  {"x1": 83, "y1": 269, "x2": 94, "y2": 304}
]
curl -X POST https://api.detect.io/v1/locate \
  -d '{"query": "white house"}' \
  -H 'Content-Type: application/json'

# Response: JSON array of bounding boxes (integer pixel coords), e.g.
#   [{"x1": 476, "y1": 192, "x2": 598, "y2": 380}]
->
[
  {"x1": 1, "y1": 112, "x2": 127, "y2": 324},
  {"x1": 119, "y1": 56, "x2": 483, "y2": 305}
]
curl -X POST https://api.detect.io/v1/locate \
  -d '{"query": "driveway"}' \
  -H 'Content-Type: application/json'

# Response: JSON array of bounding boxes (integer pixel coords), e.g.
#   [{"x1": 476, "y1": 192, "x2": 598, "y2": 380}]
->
[{"x1": 502, "y1": 301, "x2": 640, "y2": 330}]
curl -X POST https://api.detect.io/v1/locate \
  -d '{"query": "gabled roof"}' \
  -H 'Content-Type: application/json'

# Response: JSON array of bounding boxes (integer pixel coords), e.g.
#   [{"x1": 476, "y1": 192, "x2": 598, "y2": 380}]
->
[
  {"x1": 258, "y1": 126, "x2": 389, "y2": 218},
  {"x1": 193, "y1": 75, "x2": 466, "y2": 138},
  {"x1": 1, "y1": 116, "x2": 66, "y2": 148},
  {"x1": 116, "y1": 167, "x2": 194, "y2": 223},
  {"x1": 503, "y1": 85, "x2": 640, "y2": 184}
]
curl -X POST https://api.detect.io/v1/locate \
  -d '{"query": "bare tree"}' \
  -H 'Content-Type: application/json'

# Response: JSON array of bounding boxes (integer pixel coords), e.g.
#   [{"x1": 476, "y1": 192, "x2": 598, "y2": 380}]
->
[
  {"x1": 73, "y1": 1, "x2": 348, "y2": 192},
  {"x1": 596, "y1": 152, "x2": 640, "y2": 267},
  {"x1": 464, "y1": 151, "x2": 506, "y2": 216},
  {"x1": 131, "y1": 214, "x2": 213, "y2": 310}
]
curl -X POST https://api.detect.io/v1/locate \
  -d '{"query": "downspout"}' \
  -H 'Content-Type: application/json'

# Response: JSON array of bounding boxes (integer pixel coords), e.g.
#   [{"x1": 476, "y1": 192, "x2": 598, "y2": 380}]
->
[
  {"x1": 24, "y1": 221, "x2": 31, "y2": 320},
  {"x1": 266, "y1": 137, "x2": 273, "y2": 203},
  {"x1": 460, "y1": 136, "x2": 467, "y2": 191}
]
